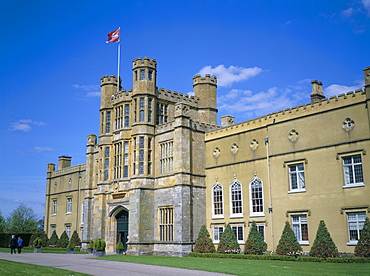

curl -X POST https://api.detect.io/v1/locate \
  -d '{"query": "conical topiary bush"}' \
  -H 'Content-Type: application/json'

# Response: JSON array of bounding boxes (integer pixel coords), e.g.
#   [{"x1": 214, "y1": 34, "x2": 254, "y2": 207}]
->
[
  {"x1": 310, "y1": 220, "x2": 338, "y2": 258},
  {"x1": 276, "y1": 221, "x2": 302, "y2": 255},
  {"x1": 355, "y1": 217, "x2": 370, "y2": 257},
  {"x1": 244, "y1": 221, "x2": 267, "y2": 255},
  {"x1": 217, "y1": 223, "x2": 240, "y2": 254},
  {"x1": 193, "y1": 225, "x2": 216, "y2": 253}
]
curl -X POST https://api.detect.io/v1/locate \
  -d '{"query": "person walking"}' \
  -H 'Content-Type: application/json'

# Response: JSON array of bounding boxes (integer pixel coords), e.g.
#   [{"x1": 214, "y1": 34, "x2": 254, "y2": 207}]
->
[
  {"x1": 9, "y1": 235, "x2": 17, "y2": 254},
  {"x1": 17, "y1": 237, "x2": 23, "y2": 254}
]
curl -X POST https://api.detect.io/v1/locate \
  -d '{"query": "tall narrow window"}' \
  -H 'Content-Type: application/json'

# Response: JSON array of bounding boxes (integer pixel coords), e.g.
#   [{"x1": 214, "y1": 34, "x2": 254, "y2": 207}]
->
[
  {"x1": 160, "y1": 141, "x2": 173, "y2": 174},
  {"x1": 66, "y1": 198, "x2": 72, "y2": 214},
  {"x1": 139, "y1": 137, "x2": 144, "y2": 175},
  {"x1": 66, "y1": 225, "x2": 71, "y2": 238},
  {"x1": 257, "y1": 225, "x2": 265, "y2": 240},
  {"x1": 148, "y1": 137, "x2": 152, "y2": 175},
  {"x1": 156, "y1": 103, "x2": 168, "y2": 125},
  {"x1": 104, "y1": 147, "x2": 110, "y2": 181},
  {"x1": 115, "y1": 105, "x2": 123, "y2": 130},
  {"x1": 343, "y1": 155, "x2": 364, "y2": 187},
  {"x1": 292, "y1": 215, "x2": 309, "y2": 244},
  {"x1": 230, "y1": 179, "x2": 243, "y2": 217},
  {"x1": 250, "y1": 176, "x2": 264, "y2": 216},
  {"x1": 114, "y1": 142, "x2": 122, "y2": 179},
  {"x1": 148, "y1": 98, "x2": 152, "y2": 123},
  {"x1": 212, "y1": 182, "x2": 224, "y2": 218},
  {"x1": 123, "y1": 141, "x2": 129, "y2": 177},
  {"x1": 213, "y1": 226, "x2": 224, "y2": 242},
  {"x1": 124, "y1": 104, "x2": 130, "y2": 127},
  {"x1": 347, "y1": 211, "x2": 366, "y2": 243},
  {"x1": 288, "y1": 163, "x2": 305, "y2": 191},
  {"x1": 159, "y1": 207, "x2": 173, "y2": 241},
  {"x1": 148, "y1": 69, "x2": 153, "y2": 81},
  {"x1": 52, "y1": 200, "x2": 57, "y2": 215},
  {"x1": 133, "y1": 138, "x2": 136, "y2": 175},
  {"x1": 140, "y1": 69, "x2": 145, "y2": 80},
  {"x1": 106, "y1": 111, "x2": 111, "y2": 133},
  {"x1": 139, "y1": 98, "x2": 145, "y2": 122}
]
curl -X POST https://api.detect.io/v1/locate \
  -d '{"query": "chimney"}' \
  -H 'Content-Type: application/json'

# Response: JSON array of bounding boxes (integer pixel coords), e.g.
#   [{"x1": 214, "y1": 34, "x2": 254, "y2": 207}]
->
[
  {"x1": 58, "y1": 156, "x2": 71, "y2": 170},
  {"x1": 221, "y1": 115, "x2": 235, "y2": 128},
  {"x1": 310, "y1": 80, "x2": 325, "y2": 102}
]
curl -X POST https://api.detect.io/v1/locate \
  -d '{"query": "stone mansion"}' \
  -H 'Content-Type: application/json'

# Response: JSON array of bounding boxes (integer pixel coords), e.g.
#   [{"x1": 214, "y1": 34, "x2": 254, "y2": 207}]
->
[{"x1": 44, "y1": 57, "x2": 370, "y2": 256}]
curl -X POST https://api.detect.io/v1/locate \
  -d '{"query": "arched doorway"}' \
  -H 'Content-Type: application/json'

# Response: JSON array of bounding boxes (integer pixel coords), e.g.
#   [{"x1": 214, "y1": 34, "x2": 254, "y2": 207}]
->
[{"x1": 116, "y1": 209, "x2": 129, "y2": 251}]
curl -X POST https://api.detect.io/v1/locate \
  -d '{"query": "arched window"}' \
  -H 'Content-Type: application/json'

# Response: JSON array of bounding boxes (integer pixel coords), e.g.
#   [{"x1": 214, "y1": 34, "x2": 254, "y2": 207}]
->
[
  {"x1": 212, "y1": 182, "x2": 224, "y2": 218},
  {"x1": 250, "y1": 176, "x2": 264, "y2": 216},
  {"x1": 230, "y1": 179, "x2": 243, "y2": 217}
]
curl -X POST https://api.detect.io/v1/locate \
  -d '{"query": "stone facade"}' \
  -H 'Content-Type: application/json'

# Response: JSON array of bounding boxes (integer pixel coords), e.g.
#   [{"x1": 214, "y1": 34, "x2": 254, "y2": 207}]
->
[{"x1": 45, "y1": 60, "x2": 370, "y2": 255}]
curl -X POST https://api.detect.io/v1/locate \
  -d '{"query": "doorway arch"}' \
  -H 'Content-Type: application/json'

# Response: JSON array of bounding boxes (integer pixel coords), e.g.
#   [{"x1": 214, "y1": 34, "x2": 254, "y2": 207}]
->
[{"x1": 116, "y1": 209, "x2": 129, "y2": 251}]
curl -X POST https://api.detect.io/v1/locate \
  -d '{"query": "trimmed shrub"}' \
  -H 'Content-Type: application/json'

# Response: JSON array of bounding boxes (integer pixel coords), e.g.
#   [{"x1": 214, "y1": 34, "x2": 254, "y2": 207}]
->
[
  {"x1": 88, "y1": 240, "x2": 94, "y2": 249},
  {"x1": 244, "y1": 221, "x2": 267, "y2": 255},
  {"x1": 217, "y1": 223, "x2": 240, "y2": 254},
  {"x1": 40, "y1": 232, "x2": 49, "y2": 247},
  {"x1": 34, "y1": 237, "x2": 42, "y2": 248},
  {"x1": 276, "y1": 221, "x2": 302, "y2": 255},
  {"x1": 57, "y1": 231, "x2": 69, "y2": 248},
  {"x1": 354, "y1": 217, "x2": 370, "y2": 257},
  {"x1": 310, "y1": 220, "x2": 338, "y2": 258},
  {"x1": 48, "y1": 230, "x2": 59, "y2": 246},
  {"x1": 94, "y1": 238, "x2": 106, "y2": 251},
  {"x1": 193, "y1": 225, "x2": 216, "y2": 253},
  {"x1": 69, "y1": 230, "x2": 81, "y2": 247},
  {"x1": 116, "y1": 240, "x2": 124, "y2": 250}
]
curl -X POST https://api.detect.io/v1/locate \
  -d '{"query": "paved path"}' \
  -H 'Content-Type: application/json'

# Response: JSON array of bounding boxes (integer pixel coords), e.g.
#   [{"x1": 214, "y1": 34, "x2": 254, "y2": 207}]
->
[{"x1": 0, "y1": 252, "x2": 235, "y2": 276}]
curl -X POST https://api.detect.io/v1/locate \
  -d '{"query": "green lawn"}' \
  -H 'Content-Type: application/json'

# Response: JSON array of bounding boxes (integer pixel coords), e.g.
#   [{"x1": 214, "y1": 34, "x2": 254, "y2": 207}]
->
[
  {"x1": 0, "y1": 259, "x2": 90, "y2": 276},
  {"x1": 100, "y1": 255, "x2": 370, "y2": 276}
]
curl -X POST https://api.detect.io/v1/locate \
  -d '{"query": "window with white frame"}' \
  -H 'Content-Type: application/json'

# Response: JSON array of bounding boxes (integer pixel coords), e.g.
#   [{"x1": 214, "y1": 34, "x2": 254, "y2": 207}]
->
[
  {"x1": 51, "y1": 225, "x2": 56, "y2": 234},
  {"x1": 212, "y1": 182, "x2": 224, "y2": 218},
  {"x1": 288, "y1": 163, "x2": 305, "y2": 192},
  {"x1": 52, "y1": 199, "x2": 57, "y2": 215},
  {"x1": 66, "y1": 198, "x2": 72, "y2": 214},
  {"x1": 213, "y1": 226, "x2": 224, "y2": 242},
  {"x1": 291, "y1": 215, "x2": 309, "y2": 244},
  {"x1": 232, "y1": 225, "x2": 244, "y2": 243},
  {"x1": 257, "y1": 224, "x2": 265, "y2": 240},
  {"x1": 66, "y1": 225, "x2": 71, "y2": 238},
  {"x1": 230, "y1": 180, "x2": 243, "y2": 217},
  {"x1": 347, "y1": 211, "x2": 366, "y2": 244},
  {"x1": 250, "y1": 176, "x2": 264, "y2": 216},
  {"x1": 160, "y1": 140, "x2": 173, "y2": 174},
  {"x1": 342, "y1": 155, "x2": 364, "y2": 187}
]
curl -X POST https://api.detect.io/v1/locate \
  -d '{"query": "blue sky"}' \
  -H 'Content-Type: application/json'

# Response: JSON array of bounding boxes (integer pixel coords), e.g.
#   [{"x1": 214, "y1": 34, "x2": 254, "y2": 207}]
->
[{"x1": 0, "y1": 0, "x2": 369, "y2": 219}]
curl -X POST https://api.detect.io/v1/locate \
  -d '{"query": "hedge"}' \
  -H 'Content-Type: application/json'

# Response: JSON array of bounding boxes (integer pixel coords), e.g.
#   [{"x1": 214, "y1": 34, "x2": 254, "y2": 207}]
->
[
  {"x1": 188, "y1": 252, "x2": 370, "y2": 263},
  {"x1": 0, "y1": 233, "x2": 33, "y2": 247}
]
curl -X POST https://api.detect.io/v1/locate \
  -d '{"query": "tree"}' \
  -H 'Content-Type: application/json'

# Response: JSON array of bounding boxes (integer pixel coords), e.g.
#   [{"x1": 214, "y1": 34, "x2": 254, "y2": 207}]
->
[
  {"x1": 276, "y1": 221, "x2": 302, "y2": 255},
  {"x1": 217, "y1": 223, "x2": 240, "y2": 253},
  {"x1": 69, "y1": 230, "x2": 81, "y2": 247},
  {"x1": 57, "y1": 231, "x2": 69, "y2": 248},
  {"x1": 244, "y1": 221, "x2": 267, "y2": 255},
  {"x1": 0, "y1": 210, "x2": 6, "y2": 232},
  {"x1": 310, "y1": 220, "x2": 338, "y2": 258},
  {"x1": 5, "y1": 203, "x2": 39, "y2": 232},
  {"x1": 193, "y1": 225, "x2": 215, "y2": 253},
  {"x1": 355, "y1": 217, "x2": 370, "y2": 257},
  {"x1": 49, "y1": 230, "x2": 59, "y2": 246}
]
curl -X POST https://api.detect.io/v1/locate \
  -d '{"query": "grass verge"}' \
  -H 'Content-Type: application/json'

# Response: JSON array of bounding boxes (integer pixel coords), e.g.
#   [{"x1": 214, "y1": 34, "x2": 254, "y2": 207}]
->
[
  {"x1": 100, "y1": 255, "x2": 370, "y2": 276},
  {"x1": 0, "y1": 259, "x2": 90, "y2": 276}
]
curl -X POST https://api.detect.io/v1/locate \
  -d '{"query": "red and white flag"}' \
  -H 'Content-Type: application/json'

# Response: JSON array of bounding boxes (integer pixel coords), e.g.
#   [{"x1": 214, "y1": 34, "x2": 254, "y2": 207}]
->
[{"x1": 106, "y1": 28, "x2": 120, "y2": 43}]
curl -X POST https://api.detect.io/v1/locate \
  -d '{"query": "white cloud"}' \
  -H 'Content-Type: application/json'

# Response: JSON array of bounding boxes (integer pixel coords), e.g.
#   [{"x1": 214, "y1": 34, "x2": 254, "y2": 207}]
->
[
  {"x1": 341, "y1": 7, "x2": 356, "y2": 18},
  {"x1": 31, "y1": 146, "x2": 54, "y2": 152},
  {"x1": 324, "y1": 83, "x2": 363, "y2": 97},
  {"x1": 363, "y1": 0, "x2": 370, "y2": 16},
  {"x1": 73, "y1": 84, "x2": 100, "y2": 97},
  {"x1": 9, "y1": 119, "x2": 46, "y2": 132},
  {"x1": 198, "y1": 65, "x2": 263, "y2": 87}
]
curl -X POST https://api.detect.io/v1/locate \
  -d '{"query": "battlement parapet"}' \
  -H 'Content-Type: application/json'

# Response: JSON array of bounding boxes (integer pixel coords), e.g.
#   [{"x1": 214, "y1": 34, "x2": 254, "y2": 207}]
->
[
  {"x1": 101, "y1": 75, "x2": 119, "y2": 86},
  {"x1": 50, "y1": 164, "x2": 86, "y2": 177},
  {"x1": 192, "y1": 120, "x2": 220, "y2": 132},
  {"x1": 193, "y1": 74, "x2": 217, "y2": 87},
  {"x1": 132, "y1": 57, "x2": 157, "y2": 69},
  {"x1": 157, "y1": 87, "x2": 199, "y2": 105},
  {"x1": 110, "y1": 89, "x2": 132, "y2": 104},
  {"x1": 206, "y1": 89, "x2": 366, "y2": 138},
  {"x1": 156, "y1": 122, "x2": 174, "y2": 134}
]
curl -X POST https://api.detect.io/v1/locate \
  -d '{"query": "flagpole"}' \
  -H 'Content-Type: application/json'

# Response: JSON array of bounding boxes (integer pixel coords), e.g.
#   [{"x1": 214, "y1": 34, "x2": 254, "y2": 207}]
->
[{"x1": 117, "y1": 27, "x2": 121, "y2": 92}]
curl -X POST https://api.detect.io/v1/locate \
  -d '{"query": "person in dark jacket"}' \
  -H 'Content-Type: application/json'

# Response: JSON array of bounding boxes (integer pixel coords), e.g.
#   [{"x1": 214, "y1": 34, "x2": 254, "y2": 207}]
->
[
  {"x1": 17, "y1": 237, "x2": 23, "y2": 254},
  {"x1": 9, "y1": 235, "x2": 17, "y2": 254}
]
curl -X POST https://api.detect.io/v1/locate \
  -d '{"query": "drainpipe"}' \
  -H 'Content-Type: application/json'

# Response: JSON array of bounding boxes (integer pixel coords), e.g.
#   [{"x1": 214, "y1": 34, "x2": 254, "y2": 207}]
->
[{"x1": 264, "y1": 136, "x2": 275, "y2": 252}]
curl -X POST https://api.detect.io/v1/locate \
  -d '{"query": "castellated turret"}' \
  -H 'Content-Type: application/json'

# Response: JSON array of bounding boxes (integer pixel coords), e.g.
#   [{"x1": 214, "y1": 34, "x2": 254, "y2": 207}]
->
[
  {"x1": 193, "y1": 74, "x2": 218, "y2": 125},
  {"x1": 132, "y1": 57, "x2": 157, "y2": 94},
  {"x1": 100, "y1": 75, "x2": 121, "y2": 109}
]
